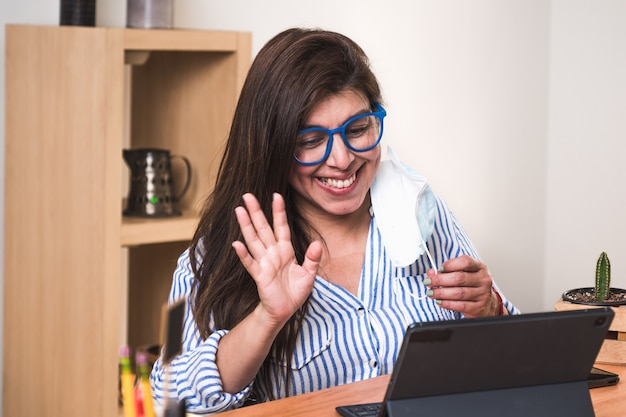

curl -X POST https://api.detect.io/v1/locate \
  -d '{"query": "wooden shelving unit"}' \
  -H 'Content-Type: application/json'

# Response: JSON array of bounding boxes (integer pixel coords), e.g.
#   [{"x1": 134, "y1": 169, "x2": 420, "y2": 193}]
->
[{"x1": 3, "y1": 24, "x2": 251, "y2": 417}]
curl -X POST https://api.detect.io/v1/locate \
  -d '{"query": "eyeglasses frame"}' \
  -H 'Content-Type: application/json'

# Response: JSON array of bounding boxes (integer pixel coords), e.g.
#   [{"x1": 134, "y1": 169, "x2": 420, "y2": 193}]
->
[{"x1": 294, "y1": 103, "x2": 387, "y2": 166}]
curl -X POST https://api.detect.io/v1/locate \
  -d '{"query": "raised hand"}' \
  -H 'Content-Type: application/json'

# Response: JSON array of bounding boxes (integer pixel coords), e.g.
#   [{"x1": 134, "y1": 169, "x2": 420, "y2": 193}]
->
[{"x1": 232, "y1": 193, "x2": 323, "y2": 327}]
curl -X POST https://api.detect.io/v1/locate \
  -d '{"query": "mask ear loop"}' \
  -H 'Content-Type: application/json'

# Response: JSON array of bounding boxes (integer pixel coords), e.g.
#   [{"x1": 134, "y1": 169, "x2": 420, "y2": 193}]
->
[
  {"x1": 393, "y1": 240, "x2": 438, "y2": 301},
  {"x1": 422, "y1": 240, "x2": 439, "y2": 275}
]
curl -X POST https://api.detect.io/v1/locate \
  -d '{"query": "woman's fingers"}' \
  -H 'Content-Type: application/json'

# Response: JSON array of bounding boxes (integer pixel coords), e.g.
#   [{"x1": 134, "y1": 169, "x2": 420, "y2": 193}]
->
[
  {"x1": 427, "y1": 256, "x2": 490, "y2": 290},
  {"x1": 425, "y1": 255, "x2": 495, "y2": 317},
  {"x1": 232, "y1": 240, "x2": 260, "y2": 277},
  {"x1": 271, "y1": 193, "x2": 291, "y2": 242},
  {"x1": 428, "y1": 281, "x2": 483, "y2": 300},
  {"x1": 233, "y1": 193, "x2": 301, "y2": 281},
  {"x1": 234, "y1": 204, "x2": 266, "y2": 261},
  {"x1": 234, "y1": 193, "x2": 282, "y2": 261},
  {"x1": 439, "y1": 255, "x2": 482, "y2": 274},
  {"x1": 243, "y1": 193, "x2": 277, "y2": 241},
  {"x1": 302, "y1": 240, "x2": 323, "y2": 275},
  {"x1": 236, "y1": 193, "x2": 293, "y2": 253},
  {"x1": 433, "y1": 290, "x2": 499, "y2": 318}
]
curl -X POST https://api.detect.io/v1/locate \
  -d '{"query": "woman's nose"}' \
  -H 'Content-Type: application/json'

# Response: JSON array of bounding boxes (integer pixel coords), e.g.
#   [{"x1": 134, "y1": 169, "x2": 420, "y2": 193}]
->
[{"x1": 325, "y1": 133, "x2": 354, "y2": 168}]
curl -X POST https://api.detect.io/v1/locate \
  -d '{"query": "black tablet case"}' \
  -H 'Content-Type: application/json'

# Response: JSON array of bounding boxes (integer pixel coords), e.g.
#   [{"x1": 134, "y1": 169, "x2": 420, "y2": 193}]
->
[{"x1": 373, "y1": 308, "x2": 613, "y2": 417}]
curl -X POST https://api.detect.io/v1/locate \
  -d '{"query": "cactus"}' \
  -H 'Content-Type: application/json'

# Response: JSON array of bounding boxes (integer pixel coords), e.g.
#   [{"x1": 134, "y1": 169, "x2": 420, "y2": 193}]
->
[{"x1": 595, "y1": 251, "x2": 611, "y2": 301}]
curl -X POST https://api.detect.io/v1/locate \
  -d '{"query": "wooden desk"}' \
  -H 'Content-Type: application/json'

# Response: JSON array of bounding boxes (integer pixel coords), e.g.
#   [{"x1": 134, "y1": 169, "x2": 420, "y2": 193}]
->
[{"x1": 218, "y1": 364, "x2": 626, "y2": 417}]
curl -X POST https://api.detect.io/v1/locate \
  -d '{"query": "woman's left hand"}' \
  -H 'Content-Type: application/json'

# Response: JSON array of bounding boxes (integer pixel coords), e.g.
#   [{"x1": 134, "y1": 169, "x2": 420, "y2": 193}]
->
[{"x1": 425, "y1": 255, "x2": 503, "y2": 318}]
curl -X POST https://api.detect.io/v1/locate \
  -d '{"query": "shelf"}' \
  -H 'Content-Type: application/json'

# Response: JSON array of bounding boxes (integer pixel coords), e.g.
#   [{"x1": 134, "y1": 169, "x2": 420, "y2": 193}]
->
[
  {"x1": 122, "y1": 27, "x2": 243, "y2": 52},
  {"x1": 3, "y1": 24, "x2": 251, "y2": 417},
  {"x1": 121, "y1": 210, "x2": 200, "y2": 246}
]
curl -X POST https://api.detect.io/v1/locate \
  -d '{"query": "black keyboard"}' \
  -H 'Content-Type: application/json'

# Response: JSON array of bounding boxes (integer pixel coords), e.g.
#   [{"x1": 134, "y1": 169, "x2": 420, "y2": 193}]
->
[{"x1": 335, "y1": 402, "x2": 382, "y2": 417}]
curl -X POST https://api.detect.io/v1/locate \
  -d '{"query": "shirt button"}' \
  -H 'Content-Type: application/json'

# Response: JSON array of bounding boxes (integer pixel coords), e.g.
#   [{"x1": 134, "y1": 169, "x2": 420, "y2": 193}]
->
[
  {"x1": 358, "y1": 308, "x2": 365, "y2": 317},
  {"x1": 369, "y1": 359, "x2": 378, "y2": 368}
]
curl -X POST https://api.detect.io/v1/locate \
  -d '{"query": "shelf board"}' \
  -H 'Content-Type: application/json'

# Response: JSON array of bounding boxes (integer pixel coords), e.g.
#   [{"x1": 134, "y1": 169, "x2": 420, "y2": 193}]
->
[
  {"x1": 121, "y1": 210, "x2": 199, "y2": 246},
  {"x1": 121, "y1": 28, "x2": 243, "y2": 52}
]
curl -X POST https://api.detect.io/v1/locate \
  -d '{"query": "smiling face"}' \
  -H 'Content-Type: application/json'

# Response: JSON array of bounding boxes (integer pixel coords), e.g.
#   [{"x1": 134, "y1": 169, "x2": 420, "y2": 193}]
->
[{"x1": 288, "y1": 90, "x2": 382, "y2": 221}]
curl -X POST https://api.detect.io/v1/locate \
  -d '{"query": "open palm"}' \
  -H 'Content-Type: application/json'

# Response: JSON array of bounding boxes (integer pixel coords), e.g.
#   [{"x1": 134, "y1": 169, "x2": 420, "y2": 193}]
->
[{"x1": 232, "y1": 193, "x2": 323, "y2": 327}]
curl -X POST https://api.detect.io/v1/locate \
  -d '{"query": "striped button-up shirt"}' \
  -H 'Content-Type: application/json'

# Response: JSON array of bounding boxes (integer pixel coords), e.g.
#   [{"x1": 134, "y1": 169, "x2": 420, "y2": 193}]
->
[{"x1": 150, "y1": 195, "x2": 519, "y2": 414}]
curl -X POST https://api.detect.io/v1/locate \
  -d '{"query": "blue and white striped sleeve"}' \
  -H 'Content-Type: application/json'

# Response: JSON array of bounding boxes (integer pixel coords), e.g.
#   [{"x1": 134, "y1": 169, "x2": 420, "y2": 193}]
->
[{"x1": 150, "y1": 249, "x2": 253, "y2": 414}]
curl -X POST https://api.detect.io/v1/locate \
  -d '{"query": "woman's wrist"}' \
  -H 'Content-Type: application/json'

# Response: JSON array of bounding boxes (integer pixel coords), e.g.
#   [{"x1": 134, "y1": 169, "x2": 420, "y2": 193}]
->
[
  {"x1": 252, "y1": 303, "x2": 290, "y2": 338},
  {"x1": 492, "y1": 288, "x2": 505, "y2": 316}
]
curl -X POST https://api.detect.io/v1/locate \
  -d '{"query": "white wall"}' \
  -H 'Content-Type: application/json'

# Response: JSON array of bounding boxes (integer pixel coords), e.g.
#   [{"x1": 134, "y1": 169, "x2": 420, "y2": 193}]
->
[
  {"x1": 544, "y1": 0, "x2": 626, "y2": 307},
  {"x1": 2, "y1": 0, "x2": 625, "y2": 413}
]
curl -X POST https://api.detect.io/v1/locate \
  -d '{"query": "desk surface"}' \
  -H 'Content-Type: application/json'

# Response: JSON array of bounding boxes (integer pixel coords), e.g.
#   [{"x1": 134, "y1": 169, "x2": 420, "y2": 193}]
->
[{"x1": 218, "y1": 364, "x2": 626, "y2": 417}]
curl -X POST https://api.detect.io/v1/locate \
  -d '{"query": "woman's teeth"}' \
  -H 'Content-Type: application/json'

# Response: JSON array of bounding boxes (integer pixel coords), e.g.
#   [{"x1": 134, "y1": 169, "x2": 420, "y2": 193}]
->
[{"x1": 320, "y1": 174, "x2": 356, "y2": 189}]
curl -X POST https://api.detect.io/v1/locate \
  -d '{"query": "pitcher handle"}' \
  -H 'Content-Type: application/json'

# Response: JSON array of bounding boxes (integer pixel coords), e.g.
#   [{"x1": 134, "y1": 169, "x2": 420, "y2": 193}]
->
[{"x1": 171, "y1": 154, "x2": 192, "y2": 202}]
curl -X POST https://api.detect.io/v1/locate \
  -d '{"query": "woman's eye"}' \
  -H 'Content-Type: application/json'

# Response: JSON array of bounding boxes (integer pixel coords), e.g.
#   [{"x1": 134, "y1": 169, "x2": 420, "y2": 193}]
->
[
  {"x1": 345, "y1": 121, "x2": 370, "y2": 138},
  {"x1": 297, "y1": 131, "x2": 327, "y2": 149}
]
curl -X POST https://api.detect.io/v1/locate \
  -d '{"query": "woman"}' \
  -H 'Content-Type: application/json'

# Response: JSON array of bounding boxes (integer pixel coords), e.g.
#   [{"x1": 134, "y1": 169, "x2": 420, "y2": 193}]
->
[{"x1": 150, "y1": 27, "x2": 519, "y2": 414}]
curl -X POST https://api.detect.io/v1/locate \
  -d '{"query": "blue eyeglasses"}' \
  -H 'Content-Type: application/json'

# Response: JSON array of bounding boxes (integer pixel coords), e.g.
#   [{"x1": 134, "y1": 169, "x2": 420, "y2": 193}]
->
[{"x1": 294, "y1": 104, "x2": 387, "y2": 166}]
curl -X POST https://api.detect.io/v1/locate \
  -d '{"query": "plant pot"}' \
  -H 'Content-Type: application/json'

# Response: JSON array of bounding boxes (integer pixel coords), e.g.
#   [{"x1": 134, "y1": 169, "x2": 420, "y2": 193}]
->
[
  {"x1": 555, "y1": 288, "x2": 626, "y2": 365},
  {"x1": 562, "y1": 287, "x2": 626, "y2": 306}
]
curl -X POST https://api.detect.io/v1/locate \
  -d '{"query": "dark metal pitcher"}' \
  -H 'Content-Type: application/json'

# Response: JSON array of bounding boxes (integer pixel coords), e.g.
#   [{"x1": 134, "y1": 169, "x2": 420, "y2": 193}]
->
[{"x1": 123, "y1": 148, "x2": 192, "y2": 217}]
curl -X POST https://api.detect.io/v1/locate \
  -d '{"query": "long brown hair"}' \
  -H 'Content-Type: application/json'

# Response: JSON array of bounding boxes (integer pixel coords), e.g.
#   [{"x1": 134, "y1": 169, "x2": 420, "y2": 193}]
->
[{"x1": 189, "y1": 27, "x2": 382, "y2": 400}]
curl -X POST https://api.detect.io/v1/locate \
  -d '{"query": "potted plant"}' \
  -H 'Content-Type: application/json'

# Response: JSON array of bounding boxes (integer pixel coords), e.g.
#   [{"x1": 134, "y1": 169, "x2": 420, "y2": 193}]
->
[
  {"x1": 555, "y1": 251, "x2": 626, "y2": 365},
  {"x1": 562, "y1": 252, "x2": 626, "y2": 306}
]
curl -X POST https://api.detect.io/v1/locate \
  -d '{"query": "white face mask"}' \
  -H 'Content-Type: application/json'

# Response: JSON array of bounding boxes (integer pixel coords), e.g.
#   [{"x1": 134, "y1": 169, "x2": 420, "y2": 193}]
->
[{"x1": 370, "y1": 146, "x2": 436, "y2": 267}]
